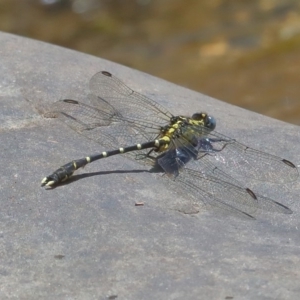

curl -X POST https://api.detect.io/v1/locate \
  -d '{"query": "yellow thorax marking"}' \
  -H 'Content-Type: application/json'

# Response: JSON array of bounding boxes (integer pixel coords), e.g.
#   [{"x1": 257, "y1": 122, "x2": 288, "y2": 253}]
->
[{"x1": 157, "y1": 116, "x2": 206, "y2": 152}]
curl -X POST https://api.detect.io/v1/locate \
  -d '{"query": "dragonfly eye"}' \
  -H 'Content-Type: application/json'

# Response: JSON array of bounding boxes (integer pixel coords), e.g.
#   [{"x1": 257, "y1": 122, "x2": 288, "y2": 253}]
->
[{"x1": 206, "y1": 115, "x2": 216, "y2": 130}]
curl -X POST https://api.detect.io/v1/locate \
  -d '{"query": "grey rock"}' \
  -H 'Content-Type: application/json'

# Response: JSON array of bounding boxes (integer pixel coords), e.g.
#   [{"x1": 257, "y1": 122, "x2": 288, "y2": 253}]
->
[{"x1": 0, "y1": 31, "x2": 300, "y2": 299}]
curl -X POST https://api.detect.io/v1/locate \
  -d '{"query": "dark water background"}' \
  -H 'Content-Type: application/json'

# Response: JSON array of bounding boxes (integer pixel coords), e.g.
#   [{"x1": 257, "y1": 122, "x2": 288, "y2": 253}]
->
[{"x1": 1, "y1": 0, "x2": 300, "y2": 124}]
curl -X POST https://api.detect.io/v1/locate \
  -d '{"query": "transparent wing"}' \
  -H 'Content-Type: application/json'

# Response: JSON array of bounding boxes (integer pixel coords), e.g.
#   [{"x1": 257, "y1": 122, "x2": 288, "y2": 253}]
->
[
  {"x1": 195, "y1": 130, "x2": 298, "y2": 184},
  {"x1": 154, "y1": 123, "x2": 298, "y2": 184},
  {"x1": 89, "y1": 71, "x2": 173, "y2": 126},
  {"x1": 44, "y1": 95, "x2": 163, "y2": 164},
  {"x1": 44, "y1": 96, "x2": 116, "y2": 131},
  {"x1": 44, "y1": 71, "x2": 175, "y2": 161},
  {"x1": 155, "y1": 132, "x2": 293, "y2": 217},
  {"x1": 174, "y1": 167, "x2": 292, "y2": 218}
]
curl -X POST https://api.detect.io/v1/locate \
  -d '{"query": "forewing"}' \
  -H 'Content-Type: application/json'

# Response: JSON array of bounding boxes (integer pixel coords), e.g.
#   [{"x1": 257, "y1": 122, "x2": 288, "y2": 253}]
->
[
  {"x1": 197, "y1": 130, "x2": 299, "y2": 184},
  {"x1": 89, "y1": 71, "x2": 173, "y2": 127}
]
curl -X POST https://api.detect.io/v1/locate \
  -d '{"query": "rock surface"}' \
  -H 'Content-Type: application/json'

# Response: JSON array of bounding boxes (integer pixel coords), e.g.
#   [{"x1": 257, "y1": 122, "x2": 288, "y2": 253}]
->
[{"x1": 1, "y1": 31, "x2": 300, "y2": 299}]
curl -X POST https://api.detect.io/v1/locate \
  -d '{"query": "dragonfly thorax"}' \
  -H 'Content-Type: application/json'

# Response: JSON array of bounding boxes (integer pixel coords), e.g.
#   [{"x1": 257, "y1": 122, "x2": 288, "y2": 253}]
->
[{"x1": 157, "y1": 114, "x2": 213, "y2": 153}]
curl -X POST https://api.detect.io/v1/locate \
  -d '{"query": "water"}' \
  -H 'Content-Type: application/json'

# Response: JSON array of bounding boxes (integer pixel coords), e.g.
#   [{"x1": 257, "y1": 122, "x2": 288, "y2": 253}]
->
[{"x1": 1, "y1": 0, "x2": 300, "y2": 124}]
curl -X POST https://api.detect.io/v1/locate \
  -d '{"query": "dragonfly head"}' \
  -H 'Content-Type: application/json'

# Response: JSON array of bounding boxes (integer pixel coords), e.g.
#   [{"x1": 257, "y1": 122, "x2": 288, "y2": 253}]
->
[{"x1": 192, "y1": 113, "x2": 216, "y2": 131}]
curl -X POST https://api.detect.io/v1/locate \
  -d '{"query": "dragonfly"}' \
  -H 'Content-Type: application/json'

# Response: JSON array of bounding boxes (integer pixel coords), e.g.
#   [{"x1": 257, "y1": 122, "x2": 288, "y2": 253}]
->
[{"x1": 41, "y1": 71, "x2": 299, "y2": 219}]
